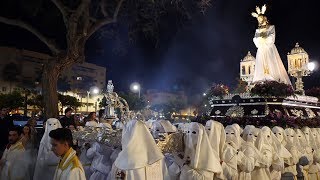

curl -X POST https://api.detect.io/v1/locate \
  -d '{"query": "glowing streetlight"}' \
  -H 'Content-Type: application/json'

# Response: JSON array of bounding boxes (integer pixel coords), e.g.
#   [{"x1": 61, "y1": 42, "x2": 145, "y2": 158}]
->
[
  {"x1": 87, "y1": 86, "x2": 100, "y2": 113},
  {"x1": 203, "y1": 93, "x2": 206, "y2": 96},
  {"x1": 308, "y1": 62, "x2": 316, "y2": 71},
  {"x1": 130, "y1": 82, "x2": 141, "y2": 98},
  {"x1": 92, "y1": 87, "x2": 99, "y2": 94}
]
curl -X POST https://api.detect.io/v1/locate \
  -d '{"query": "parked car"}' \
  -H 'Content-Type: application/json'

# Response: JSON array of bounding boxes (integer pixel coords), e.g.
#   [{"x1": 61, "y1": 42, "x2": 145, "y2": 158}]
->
[{"x1": 12, "y1": 114, "x2": 43, "y2": 129}]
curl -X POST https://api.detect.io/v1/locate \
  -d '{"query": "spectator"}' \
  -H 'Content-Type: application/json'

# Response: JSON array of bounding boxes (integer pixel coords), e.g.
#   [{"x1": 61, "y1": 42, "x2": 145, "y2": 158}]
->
[
  {"x1": 0, "y1": 107, "x2": 14, "y2": 155},
  {"x1": 21, "y1": 124, "x2": 37, "y2": 179},
  {"x1": 85, "y1": 112, "x2": 98, "y2": 127},
  {"x1": 21, "y1": 124, "x2": 36, "y2": 149},
  {"x1": 71, "y1": 114, "x2": 81, "y2": 128},
  {"x1": 59, "y1": 108, "x2": 76, "y2": 128}
]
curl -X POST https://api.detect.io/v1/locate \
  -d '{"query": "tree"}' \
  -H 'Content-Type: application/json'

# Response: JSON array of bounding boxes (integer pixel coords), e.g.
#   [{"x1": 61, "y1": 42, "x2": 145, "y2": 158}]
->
[
  {"x1": 118, "y1": 92, "x2": 146, "y2": 111},
  {"x1": 27, "y1": 94, "x2": 45, "y2": 113},
  {"x1": 58, "y1": 93, "x2": 82, "y2": 110},
  {"x1": 0, "y1": 91, "x2": 24, "y2": 110},
  {"x1": 0, "y1": 0, "x2": 211, "y2": 118}
]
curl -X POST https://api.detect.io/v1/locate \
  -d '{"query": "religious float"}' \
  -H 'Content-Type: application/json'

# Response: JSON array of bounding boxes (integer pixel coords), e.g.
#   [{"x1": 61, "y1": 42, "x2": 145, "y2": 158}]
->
[{"x1": 208, "y1": 5, "x2": 320, "y2": 123}]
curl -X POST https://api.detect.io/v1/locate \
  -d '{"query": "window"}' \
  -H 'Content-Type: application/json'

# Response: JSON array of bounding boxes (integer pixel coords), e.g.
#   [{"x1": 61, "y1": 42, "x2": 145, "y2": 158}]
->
[
  {"x1": 242, "y1": 66, "x2": 246, "y2": 75},
  {"x1": 248, "y1": 66, "x2": 251, "y2": 74}
]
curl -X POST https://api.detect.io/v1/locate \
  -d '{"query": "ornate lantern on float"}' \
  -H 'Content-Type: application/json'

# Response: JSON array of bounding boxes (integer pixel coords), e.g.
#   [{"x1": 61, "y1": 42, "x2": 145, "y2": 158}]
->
[
  {"x1": 287, "y1": 43, "x2": 313, "y2": 95},
  {"x1": 240, "y1": 51, "x2": 256, "y2": 88}
]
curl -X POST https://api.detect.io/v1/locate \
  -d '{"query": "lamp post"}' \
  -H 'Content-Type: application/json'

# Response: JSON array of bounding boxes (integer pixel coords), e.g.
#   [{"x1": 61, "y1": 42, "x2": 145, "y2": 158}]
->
[
  {"x1": 130, "y1": 82, "x2": 141, "y2": 98},
  {"x1": 86, "y1": 87, "x2": 99, "y2": 113},
  {"x1": 287, "y1": 43, "x2": 314, "y2": 95}
]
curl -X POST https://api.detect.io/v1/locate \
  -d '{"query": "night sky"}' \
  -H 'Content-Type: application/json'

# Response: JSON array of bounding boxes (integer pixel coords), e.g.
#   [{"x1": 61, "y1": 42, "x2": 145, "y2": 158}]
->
[{"x1": 1, "y1": 0, "x2": 320, "y2": 95}]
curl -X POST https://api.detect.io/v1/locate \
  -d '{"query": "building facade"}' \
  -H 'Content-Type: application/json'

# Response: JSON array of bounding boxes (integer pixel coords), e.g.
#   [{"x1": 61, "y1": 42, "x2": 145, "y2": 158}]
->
[{"x1": 0, "y1": 47, "x2": 106, "y2": 114}]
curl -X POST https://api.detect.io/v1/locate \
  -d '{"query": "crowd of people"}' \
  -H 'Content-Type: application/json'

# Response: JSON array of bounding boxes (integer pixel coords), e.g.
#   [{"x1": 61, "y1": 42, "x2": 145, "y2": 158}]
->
[{"x1": 1, "y1": 106, "x2": 320, "y2": 180}]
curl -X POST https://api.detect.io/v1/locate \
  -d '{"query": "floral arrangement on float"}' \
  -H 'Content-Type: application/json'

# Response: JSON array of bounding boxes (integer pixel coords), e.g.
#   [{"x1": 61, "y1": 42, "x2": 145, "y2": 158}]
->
[{"x1": 250, "y1": 80, "x2": 294, "y2": 97}]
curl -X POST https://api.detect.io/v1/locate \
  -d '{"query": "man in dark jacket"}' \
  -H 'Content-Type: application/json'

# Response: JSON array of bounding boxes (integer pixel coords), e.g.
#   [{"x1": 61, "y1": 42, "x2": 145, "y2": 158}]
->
[
  {"x1": 0, "y1": 107, "x2": 14, "y2": 155},
  {"x1": 59, "y1": 107, "x2": 76, "y2": 128}
]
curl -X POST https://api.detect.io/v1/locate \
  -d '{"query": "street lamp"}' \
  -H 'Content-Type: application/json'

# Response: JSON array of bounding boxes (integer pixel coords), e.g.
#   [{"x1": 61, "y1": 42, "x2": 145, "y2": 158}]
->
[
  {"x1": 130, "y1": 82, "x2": 141, "y2": 98},
  {"x1": 87, "y1": 86, "x2": 100, "y2": 113},
  {"x1": 307, "y1": 62, "x2": 316, "y2": 72}
]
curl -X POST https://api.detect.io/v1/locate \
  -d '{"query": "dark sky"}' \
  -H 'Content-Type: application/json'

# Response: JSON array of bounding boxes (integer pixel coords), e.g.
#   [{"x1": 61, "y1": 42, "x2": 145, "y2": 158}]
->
[
  {"x1": 86, "y1": 0, "x2": 320, "y2": 94},
  {"x1": 1, "y1": 0, "x2": 320, "y2": 95}
]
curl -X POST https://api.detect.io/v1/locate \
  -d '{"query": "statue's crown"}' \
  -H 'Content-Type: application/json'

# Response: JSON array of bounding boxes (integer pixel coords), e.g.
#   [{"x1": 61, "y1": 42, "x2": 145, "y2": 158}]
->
[{"x1": 251, "y1": 4, "x2": 267, "y2": 18}]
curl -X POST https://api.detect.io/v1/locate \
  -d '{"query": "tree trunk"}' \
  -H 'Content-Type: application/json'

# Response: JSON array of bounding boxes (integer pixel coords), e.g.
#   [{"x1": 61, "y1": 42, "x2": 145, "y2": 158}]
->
[
  {"x1": 24, "y1": 90, "x2": 28, "y2": 116},
  {"x1": 42, "y1": 62, "x2": 60, "y2": 119}
]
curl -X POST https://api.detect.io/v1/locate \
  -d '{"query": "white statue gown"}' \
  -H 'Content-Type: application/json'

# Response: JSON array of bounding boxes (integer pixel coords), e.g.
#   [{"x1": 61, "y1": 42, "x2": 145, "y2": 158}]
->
[{"x1": 252, "y1": 25, "x2": 291, "y2": 85}]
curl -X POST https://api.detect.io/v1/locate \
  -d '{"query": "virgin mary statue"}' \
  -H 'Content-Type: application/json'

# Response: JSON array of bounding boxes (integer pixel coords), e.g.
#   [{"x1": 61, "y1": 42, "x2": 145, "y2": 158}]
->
[{"x1": 251, "y1": 5, "x2": 291, "y2": 85}]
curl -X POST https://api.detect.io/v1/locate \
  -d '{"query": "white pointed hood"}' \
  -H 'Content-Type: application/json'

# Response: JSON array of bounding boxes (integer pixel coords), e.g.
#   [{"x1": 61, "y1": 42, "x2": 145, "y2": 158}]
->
[
  {"x1": 185, "y1": 122, "x2": 222, "y2": 173},
  {"x1": 40, "y1": 118, "x2": 62, "y2": 151},
  {"x1": 115, "y1": 120, "x2": 164, "y2": 170},
  {"x1": 205, "y1": 120, "x2": 225, "y2": 159}
]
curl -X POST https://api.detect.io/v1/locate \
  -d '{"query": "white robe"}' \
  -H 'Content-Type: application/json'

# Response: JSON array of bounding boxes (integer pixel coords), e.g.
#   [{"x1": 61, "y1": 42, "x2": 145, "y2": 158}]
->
[
  {"x1": 0, "y1": 141, "x2": 29, "y2": 180},
  {"x1": 79, "y1": 146, "x2": 93, "y2": 179},
  {"x1": 180, "y1": 164, "x2": 215, "y2": 180},
  {"x1": 33, "y1": 118, "x2": 62, "y2": 180},
  {"x1": 108, "y1": 159, "x2": 169, "y2": 180},
  {"x1": 85, "y1": 121, "x2": 99, "y2": 127},
  {"x1": 180, "y1": 122, "x2": 222, "y2": 180},
  {"x1": 108, "y1": 120, "x2": 170, "y2": 180},
  {"x1": 87, "y1": 142, "x2": 112, "y2": 180},
  {"x1": 252, "y1": 25, "x2": 291, "y2": 85},
  {"x1": 239, "y1": 142, "x2": 259, "y2": 180},
  {"x1": 53, "y1": 148, "x2": 86, "y2": 180}
]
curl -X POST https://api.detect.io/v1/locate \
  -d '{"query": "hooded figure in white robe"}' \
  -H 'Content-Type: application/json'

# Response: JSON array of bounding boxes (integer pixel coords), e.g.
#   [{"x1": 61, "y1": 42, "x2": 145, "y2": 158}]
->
[
  {"x1": 151, "y1": 120, "x2": 179, "y2": 179},
  {"x1": 302, "y1": 127, "x2": 320, "y2": 179},
  {"x1": 296, "y1": 128, "x2": 313, "y2": 179},
  {"x1": 180, "y1": 122, "x2": 222, "y2": 180},
  {"x1": 272, "y1": 126, "x2": 285, "y2": 180},
  {"x1": 252, "y1": 126, "x2": 291, "y2": 180},
  {"x1": 205, "y1": 120, "x2": 226, "y2": 161},
  {"x1": 33, "y1": 118, "x2": 62, "y2": 180},
  {"x1": 239, "y1": 127, "x2": 261, "y2": 180},
  {"x1": 152, "y1": 120, "x2": 177, "y2": 139},
  {"x1": 311, "y1": 128, "x2": 320, "y2": 179},
  {"x1": 283, "y1": 128, "x2": 300, "y2": 178},
  {"x1": 222, "y1": 124, "x2": 249, "y2": 180},
  {"x1": 108, "y1": 120, "x2": 170, "y2": 180}
]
